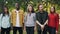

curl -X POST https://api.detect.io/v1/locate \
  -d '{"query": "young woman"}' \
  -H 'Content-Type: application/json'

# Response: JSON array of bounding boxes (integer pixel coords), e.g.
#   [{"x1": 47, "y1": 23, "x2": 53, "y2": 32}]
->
[
  {"x1": 0, "y1": 6, "x2": 11, "y2": 34},
  {"x1": 24, "y1": 4, "x2": 36, "y2": 34},
  {"x1": 11, "y1": 3, "x2": 24, "y2": 34},
  {"x1": 36, "y1": 4, "x2": 48, "y2": 34},
  {"x1": 48, "y1": 6, "x2": 59, "y2": 34}
]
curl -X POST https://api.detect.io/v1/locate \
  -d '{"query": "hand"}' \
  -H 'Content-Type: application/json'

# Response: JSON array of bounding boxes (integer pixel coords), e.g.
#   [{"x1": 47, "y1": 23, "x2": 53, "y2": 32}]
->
[
  {"x1": 41, "y1": 25, "x2": 44, "y2": 31},
  {"x1": 56, "y1": 31, "x2": 58, "y2": 34},
  {"x1": 34, "y1": 27, "x2": 36, "y2": 31},
  {"x1": 24, "y1": 27, "x2": 26, "y2": 32}
]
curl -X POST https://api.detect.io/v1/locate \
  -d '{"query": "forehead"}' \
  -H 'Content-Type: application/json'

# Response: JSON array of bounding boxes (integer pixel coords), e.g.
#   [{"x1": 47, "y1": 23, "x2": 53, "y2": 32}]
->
[
  {"x1": 15, "y1": 3, "x2": 18, "y2": 5},
  {"x1": 28, "y1": 5, "x2": 32, "y2": 8},
  {"x1": 4, "y1": 7, "x2": 7, "y2": 9},
  {"x1": 39, "y1": 5, "x2": 43, "y2": 7},
  {"x1": 51, "y1": 7, "x2": 54, "y2": 9}
]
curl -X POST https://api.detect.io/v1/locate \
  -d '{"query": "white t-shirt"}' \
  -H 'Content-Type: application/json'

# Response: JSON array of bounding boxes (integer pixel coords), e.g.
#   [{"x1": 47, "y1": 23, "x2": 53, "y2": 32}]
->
[{"x1": 16, "y1": 10, "x2": 20, "y2": 27}]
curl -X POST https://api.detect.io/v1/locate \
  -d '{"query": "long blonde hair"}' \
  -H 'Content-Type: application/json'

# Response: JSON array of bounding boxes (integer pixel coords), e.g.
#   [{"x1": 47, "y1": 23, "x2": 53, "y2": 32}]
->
[{"x1": 27, "y1": 4, "x2": 35, "y2": 13}]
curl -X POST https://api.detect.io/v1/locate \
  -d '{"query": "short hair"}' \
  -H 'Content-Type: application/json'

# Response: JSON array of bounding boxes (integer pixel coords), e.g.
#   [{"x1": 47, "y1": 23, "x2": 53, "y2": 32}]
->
[
  {"x1": 38, "y1": 4, "x2": 43, "y2": 10},
  {"x1": 15, "y1": 2, "x2": 20, "y2": 10}
]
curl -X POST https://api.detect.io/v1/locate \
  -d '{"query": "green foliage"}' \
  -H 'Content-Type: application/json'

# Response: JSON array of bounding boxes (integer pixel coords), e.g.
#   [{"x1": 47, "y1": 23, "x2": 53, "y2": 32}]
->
[{"x1": 0, "y1": 0, "x2": 60, "y2": 13}]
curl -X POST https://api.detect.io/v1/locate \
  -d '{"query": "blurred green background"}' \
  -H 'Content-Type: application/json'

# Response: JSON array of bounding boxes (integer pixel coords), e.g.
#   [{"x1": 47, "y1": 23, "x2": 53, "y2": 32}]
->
[
  {"x1": 0, "y1": 0, "x2": 60, "y2": 34},
  {"x1": 0, "y1": 0, "x2": 60, "y2": 13}
]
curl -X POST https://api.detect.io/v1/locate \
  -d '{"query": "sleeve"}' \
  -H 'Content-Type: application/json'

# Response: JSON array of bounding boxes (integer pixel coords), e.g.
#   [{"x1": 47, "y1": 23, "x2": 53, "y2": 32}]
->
[
  {"x1": 0, "y1": 14, "x2": 3, "y2": 29},
  {"x1": 22, "y1": 10, "x2": 24, "y2": 23},
  {"x1": 20, "y1": 10, "x2": 24, "y2": 23},
  {"x1": 45, "y1": 12, "x2": 48, "y2": 23},
  {"x1": 36, "y1": 13, "x2": 38, "y2": 21},
  {"x1": 24, "y1": 13, "x2": 27, "y2": 24},
  {"x1": 34, "y1": 13, "x2": 36, "y2": 22},
  {"x1": 10, "y1": 11, "x2": 13, "y2": 24},
  {"x1": 0, "y1": 14, "x2": 1, "y2": 29},
  {"x1": 56, "y1": 14, "x2": 59, "y2": 31},
  {"x1": 46, "y1": 12, "x2": 48, "y2": 20},
  {"x1": 59, "y1": 14, "x2": 60, "y2": 24}
]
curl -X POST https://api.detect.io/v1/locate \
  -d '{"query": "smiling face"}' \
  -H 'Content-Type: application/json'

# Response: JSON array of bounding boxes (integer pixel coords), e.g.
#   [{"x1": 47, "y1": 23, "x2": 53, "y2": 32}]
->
[
  {"x1": 50, "y1": 6, "x2": 55, "y2": 13},
  {"x1": 4, "y1": 7, "x2": 8, "y2": 13},
  {"x1": 28, "y1": 6, "x2": 32, "y2": 12}
]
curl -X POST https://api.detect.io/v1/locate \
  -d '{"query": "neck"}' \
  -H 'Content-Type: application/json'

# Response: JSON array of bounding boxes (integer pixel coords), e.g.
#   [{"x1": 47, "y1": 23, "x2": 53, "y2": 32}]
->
[
  {"x1": 28, "y1": 12, "x2": 31, "y2": 14},
  {"x1": 16, "y1": 8, "x2": 19, "y2": 11},
  {"x1": 39, "y1": 10, "x2": 43, "y2": 13},
  {"x1": 5, "y1": 12, "x2": 8, "y2": 14},
  {"x1": 5, "y1": 13, "x2": 8, "y2": 15},
  {"x1": 28, "y1": 11, "x2": 31, "y2": 13},
  {"x1": 50, "y1": 11, "x2": 55, "y2": 13}
]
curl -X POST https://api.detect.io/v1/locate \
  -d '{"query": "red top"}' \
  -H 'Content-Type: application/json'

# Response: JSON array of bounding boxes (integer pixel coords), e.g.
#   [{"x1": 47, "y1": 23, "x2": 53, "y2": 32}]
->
[{"x1": 48, "y1": 13, "x2": 59, "y2": 31}]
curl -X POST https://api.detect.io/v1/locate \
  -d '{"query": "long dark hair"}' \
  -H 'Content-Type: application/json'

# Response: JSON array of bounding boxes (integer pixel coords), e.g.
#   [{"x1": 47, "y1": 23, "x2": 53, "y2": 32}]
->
[
  {"x1": 27, "y1": 4, "x2": 35, "y2": 13},
  {"x1": 2, "y1": 6, "x2": 9, "y2": 16}
]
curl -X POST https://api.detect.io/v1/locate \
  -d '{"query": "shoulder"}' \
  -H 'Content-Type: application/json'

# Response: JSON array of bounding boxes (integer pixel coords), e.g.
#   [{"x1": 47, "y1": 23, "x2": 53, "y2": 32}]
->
[
  {"x1": 44, "y1": 11, "x2": 48, "y2": 14},
  {"x1": 19, "y1": 10, "x2": 24, "y2": 13},
  {"x1": 48, "y1": 13, "x2": 50, "y2": 15},
  {"x1": 0, "y1": 13, "x2": 3, "y2": 16},
  {"x1": 59, "y1": 14, "x2": 60, "y2": 19},
  {"x1": 0, "y1": 13, "x2": 3, "y2": 18},
  {"x1": 24, "y1": 12, "x2": 28, "y2": 16},
  {"x1": 36, "y1": 12, "x2": 39, "y2": 14},
  {"x1": 9, "y1": 12, "x2": 11, "y2": 15},
  {"x1": 32, "y1": 13, "x2": 36, "y2": 16},
  {"x1": 36, "y1": 12, "x2": 40, "y2": 16},
  {"x1": 54, "y1": 13, "x2": 59, "y2": 17},
  {"x1": 12, "y1": 9, "x2": 16, "y2": 12},
  {"x1": 59, "y1": 14, "x2": 60, "y2": 16},
  {"x1": 54, "y1": 13, "x2": 59, "y2": 15},
  {"x1": 11, "y1": 9, "x2": 16, "y2": 13},
  {"x1": 55, "y1": 13, "x2": 59, "y2": 18},
  {"x1": 32, "y1": 13, "x2": 36, "y2": 15}
]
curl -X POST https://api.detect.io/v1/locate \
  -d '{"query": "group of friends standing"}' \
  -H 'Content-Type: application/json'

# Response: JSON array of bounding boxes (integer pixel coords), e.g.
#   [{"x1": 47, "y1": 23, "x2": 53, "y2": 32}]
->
[{"x1": 0, "y1": 2, "x2": 59, "y2": 34}]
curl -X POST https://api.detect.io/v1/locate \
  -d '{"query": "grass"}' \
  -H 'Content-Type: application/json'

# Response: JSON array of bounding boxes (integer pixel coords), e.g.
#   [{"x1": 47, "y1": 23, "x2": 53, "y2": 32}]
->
[{"x1": 58, "y1": 25, "x2": 60, "y2": 34}]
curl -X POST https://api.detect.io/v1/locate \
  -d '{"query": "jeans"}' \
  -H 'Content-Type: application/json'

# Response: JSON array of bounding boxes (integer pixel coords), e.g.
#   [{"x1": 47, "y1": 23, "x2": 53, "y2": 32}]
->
[
  {"x1": 37, "y1": 26, "x2": 47, "y2": 34},
  {"x1": 1, "y1": 27, "x2": 11, "y2": 34},
  {"x1": 13, "y1": 27, "x2": 23, "y2": 34},
  {"x1": 26, "y1": 27, "x2": 34, "y2": 34},
  {"x1": 48, "y1": 26, "x2": 56, "y2": 34}
]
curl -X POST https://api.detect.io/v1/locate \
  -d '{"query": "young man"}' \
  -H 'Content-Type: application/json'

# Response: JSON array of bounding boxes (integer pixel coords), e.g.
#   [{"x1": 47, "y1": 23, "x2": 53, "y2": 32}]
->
[
  {"x1": 36, "y1": 4, "x2": 48, "y2": 34},
  {"x1": 11, "y1": 2, "x2": 24, "y2": 34}
]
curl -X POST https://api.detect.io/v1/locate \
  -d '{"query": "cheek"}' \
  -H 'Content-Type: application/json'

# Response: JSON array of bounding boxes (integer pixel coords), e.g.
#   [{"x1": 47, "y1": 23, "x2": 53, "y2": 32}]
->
[
  {"x1": 5, "y1": 9, "x2": 7, "y2": 12},
  {"x1": 39, "y1": 8, "x2": 42, "y2": 10},
  {"x1": 51, "y1": 9, "x2": 54, "y2": 11},
  {"x1": 29, "y1": 8, "x2": 32, "y2": 11},
  {"x1": 39, "y1": 8, "x2": 41, "y2": 9}
]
